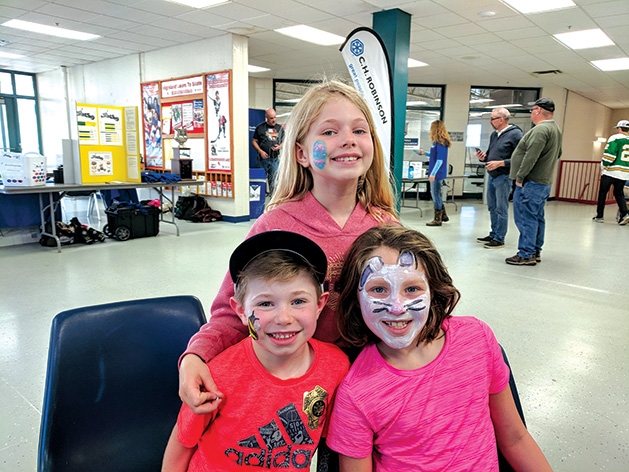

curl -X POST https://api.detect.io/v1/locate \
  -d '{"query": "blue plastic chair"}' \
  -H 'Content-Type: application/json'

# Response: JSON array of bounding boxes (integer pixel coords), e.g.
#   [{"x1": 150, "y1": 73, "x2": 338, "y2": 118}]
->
[{"x1": 37, "y1": 295, "x2": 206, "y2": 472}]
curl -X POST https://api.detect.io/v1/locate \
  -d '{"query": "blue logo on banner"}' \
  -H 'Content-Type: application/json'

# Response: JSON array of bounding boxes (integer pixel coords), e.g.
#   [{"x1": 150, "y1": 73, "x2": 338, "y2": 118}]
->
[{"x1": 350, "y1": 39, "x2": 364, "y2": 57}]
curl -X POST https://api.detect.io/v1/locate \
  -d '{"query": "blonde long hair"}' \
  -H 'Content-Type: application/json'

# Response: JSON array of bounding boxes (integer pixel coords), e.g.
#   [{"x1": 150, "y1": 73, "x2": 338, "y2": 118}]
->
[
  {"x1": 267, "y1": 80, "x2": 397, "y2": 222},
  {"x1": 430, "y1": 120, "x2": 451, "y2": 147}
]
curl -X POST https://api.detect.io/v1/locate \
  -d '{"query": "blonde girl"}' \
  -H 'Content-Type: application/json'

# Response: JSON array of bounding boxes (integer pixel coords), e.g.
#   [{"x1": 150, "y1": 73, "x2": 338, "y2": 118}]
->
[{"x1": 178, "y1": 79, "x2": 399, "y2": 414}]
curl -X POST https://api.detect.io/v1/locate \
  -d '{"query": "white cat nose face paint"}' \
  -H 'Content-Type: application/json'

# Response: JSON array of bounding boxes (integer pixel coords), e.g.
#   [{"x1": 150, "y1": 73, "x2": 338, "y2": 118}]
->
[{"x1": 358, "y1": 250, "x2": 430, "y2": 349}]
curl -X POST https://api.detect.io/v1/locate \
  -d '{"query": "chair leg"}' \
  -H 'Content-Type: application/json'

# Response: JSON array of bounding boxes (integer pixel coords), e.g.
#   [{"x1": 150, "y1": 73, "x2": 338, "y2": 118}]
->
[{"x1": 88, "y1": 192, "x2": 101, "y2": 221}]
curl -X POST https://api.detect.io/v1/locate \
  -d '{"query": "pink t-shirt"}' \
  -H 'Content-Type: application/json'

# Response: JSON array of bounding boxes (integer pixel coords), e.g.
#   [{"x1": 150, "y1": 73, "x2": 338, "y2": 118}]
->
[{"x1": 327, "y1": 316, "x2": 510, "y2": 472}]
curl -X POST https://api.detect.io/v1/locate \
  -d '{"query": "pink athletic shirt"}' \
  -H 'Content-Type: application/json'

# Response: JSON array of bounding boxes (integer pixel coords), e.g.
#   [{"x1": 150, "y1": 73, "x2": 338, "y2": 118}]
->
[{"x1": 327, "y1": 316, "x2": 510, "y2": 471}]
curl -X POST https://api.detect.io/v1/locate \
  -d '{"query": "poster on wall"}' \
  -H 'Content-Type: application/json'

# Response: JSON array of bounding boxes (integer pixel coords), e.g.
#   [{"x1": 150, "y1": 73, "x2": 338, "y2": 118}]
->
[
  {"x1": 142, "y1": 82, "x2": 162, "y2": 168},
  {"x1": 99, "y1": 108, "x2": 123, "y2": 145},
  {"x1": 76, "y1": 105, "x2": 99, "y2": 145},
  {"x1": 193, "y1": 100, "x2": 204, "y2": 130},
  {"x1": 206, "y1": 71, "x2": 231, "y2": 171},
  {"x1": 168, "y1": 100, "x2": 204, "y2": 134},
  {"x1": 88, "y1": 151, "x2": 113, "y2": 175}
]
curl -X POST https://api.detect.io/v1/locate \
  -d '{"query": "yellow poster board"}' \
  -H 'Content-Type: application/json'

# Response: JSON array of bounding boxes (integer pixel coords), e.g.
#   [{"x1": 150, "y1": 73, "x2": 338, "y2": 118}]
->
[{"x1": 75, "y1": 104, "x2": 140, "y2": 183}]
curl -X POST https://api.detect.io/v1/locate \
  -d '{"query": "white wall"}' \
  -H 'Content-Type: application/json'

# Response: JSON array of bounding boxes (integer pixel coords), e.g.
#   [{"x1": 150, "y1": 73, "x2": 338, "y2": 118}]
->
[
  {"x1": 37, "y1": 34, "x2": 250, "y2": 218},
  {"x1": 37, "y1": 68, "x2": 71, "y2": 167},
  {"x1": 442, "y1": 83, "x2": 472, "y2": 195},
  {"x1": 562, "y1": 91, "x2": 612, "y2": 162},
  {"x1": 248, "y1": 77, "x2": 273, "y2": 110}
]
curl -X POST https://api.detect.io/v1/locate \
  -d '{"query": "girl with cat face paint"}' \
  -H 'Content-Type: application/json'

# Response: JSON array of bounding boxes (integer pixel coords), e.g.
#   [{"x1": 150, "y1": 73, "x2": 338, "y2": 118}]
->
[
  {"x1": 327, "y1": 225, "x2": 553, "y2": 472},
  {"x1": 357, "y1": 249, "x2": 430, "y2": 351}
]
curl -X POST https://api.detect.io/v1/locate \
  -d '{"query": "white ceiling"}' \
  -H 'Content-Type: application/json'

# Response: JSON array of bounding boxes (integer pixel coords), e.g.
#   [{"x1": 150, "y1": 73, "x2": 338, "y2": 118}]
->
[{"x1": 1, "y1": 0, "x2": 628, "y2": 108}]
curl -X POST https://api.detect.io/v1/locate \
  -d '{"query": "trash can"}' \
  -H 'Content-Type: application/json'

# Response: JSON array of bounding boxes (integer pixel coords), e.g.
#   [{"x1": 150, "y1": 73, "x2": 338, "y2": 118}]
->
[{"x1": 249, "y1": 168, "x2": 266, "y2": 219}]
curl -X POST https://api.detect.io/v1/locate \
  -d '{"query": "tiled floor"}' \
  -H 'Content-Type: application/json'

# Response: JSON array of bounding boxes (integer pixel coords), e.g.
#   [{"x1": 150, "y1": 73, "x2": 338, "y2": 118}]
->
[{"x1": 1, "y1": 198, "x2": 627, "y2": 471}]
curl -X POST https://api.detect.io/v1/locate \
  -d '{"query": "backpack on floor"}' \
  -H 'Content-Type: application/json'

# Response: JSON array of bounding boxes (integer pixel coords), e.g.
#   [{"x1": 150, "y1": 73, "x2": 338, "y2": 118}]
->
[{"x1": 174, "y1": 195, "x2": 208, "y2": 221}]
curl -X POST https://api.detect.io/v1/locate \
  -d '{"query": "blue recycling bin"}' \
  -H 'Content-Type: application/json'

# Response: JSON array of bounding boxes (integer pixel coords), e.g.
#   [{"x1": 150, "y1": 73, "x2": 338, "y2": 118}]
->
[{"x1": 249, "y1": 168, "x2": 266, "y2": 219}]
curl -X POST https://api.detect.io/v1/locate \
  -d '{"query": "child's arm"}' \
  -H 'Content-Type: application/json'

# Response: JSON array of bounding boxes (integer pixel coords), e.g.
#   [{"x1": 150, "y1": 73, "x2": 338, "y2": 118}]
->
[
  {"x1": 339, "y1": 454, "x2": 372, "y2": 472},
  {"x1": 490, "y1": 387, "x2": 553, "y2": 472},
  {"x1": 162, "y1": 424, "x2": 195, "y2": 472}
]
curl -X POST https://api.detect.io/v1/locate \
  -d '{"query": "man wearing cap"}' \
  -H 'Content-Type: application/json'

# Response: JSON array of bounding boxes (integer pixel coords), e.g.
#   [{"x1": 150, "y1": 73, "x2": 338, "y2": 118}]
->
[
  {"x1": 506, "y1": 98, "x2": 562, "y2": 266},
  {"x1": 593, "y1": 120, "x2": 629, "y2": 225}
]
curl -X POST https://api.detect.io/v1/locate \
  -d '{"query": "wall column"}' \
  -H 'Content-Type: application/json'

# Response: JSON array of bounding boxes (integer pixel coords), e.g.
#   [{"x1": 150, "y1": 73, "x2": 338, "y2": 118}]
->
[{"x1": 373, "y1": 9, "x2": 411, "y2": 206}]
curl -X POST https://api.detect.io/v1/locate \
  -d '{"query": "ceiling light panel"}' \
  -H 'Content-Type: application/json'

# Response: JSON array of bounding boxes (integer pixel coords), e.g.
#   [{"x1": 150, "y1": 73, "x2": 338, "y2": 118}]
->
[
  {"x1": 0, "y1": 51, "x2": 24, "y2": 59},
  {"x1": 408, "y1": 58, "x2": 428, "y2": 68},
  {"x1": 591, "y1": 58, "x2": 629, "y2": 71},
  {"x1": 501, "y1": 0, "x2": 576, "y2": 14},
  {"x1": 165, "y1": 0, "x2": 230, "y2": 8},
  {"x1": 274, "y1": 25, "x2": 344, "y2": 46},
  {"x1": 248, "y1": 65, "x2": 270, "y2": 73},
  {"x1": 554, "y1": 29, "x2": 614, "y2": 50},
  {"x1": 2, "y1": 20, "x2": 100, "y2": 41}
]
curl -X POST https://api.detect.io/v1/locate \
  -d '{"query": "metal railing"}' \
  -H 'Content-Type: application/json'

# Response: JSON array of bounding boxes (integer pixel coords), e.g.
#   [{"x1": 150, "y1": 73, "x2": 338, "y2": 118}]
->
[{"x1": 556, "y1": 160, "x2": 613, "y2": 204}]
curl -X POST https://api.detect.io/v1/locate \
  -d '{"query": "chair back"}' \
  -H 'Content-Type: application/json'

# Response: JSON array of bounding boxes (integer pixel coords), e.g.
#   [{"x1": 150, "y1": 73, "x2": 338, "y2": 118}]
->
[
  {"x1": 497, "y1": 344, "x2": 526, "y2": 472},
  {"x1": 37, "y1": 295, "x2": 206, "y2": 472}
]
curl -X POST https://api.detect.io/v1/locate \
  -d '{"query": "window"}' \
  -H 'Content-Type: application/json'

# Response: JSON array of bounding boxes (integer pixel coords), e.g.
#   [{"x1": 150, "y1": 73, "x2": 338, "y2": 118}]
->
[
  {"x1": 273, "y1": 79, "x2": 321, "y2": 126},
  {"x1": 463, "y1": 86, "x2": 539, "y2": 195},
  {"x1": 467, "y1": 86, "x2": 539, "y2": 172},
  {"x1": 0, "y1": 69, "x2": 41, "y2": 155},
  {"x1": 405, "y1": 85, "x2": 445, "y2": 164},
  {"x1": 14, "y1": 74, "x2": 35, "y2": 97}
]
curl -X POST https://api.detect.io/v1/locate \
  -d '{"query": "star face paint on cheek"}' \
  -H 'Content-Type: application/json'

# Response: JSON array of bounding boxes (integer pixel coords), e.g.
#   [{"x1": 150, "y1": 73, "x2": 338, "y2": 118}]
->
[
  {"x1": 312, "y1": 140, "x2": 327, "y2": 169},
  {"x1": 247, "y1": 312, "x2": 260, "y2": 340},
  {"x1": 358, "y1": 253, "x2": 431, "y2": 350}
]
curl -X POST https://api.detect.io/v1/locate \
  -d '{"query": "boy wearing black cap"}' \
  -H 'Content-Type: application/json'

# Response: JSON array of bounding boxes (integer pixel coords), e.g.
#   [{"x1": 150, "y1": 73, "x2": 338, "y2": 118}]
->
[{"x1": 162, "y1": 231, "x2": 349, "y2": 471}]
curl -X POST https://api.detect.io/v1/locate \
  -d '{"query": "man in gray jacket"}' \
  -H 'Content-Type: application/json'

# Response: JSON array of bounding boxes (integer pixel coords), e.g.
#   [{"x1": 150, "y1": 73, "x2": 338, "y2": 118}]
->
[
  {"x1": 476, "y1": 107, "x2": 522, "y2": 249},
  {"x1": 506, "y1": 98, "x2": 562, "y2": 266}
]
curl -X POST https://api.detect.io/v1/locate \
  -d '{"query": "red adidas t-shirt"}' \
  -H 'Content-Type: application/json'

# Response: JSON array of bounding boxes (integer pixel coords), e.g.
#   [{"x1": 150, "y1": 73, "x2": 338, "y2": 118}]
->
[{"x1": 177, "y1": 337, "x2": 349, "y2": 471}]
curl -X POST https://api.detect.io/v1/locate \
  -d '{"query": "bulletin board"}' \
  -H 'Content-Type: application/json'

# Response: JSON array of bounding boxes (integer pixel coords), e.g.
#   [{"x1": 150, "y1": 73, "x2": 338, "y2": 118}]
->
[
  {"x1": 140, "y1": 70, "x2": 233, "y2": 198},
  {"x1": 75, "y1": 103, "x2": 141, "y2": 183}
]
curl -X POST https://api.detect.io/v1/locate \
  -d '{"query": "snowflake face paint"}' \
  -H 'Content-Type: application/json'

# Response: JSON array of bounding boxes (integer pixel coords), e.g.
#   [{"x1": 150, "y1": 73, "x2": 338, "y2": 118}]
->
[
  {"x1": 358, "y1": 250, "x2": 430, "y2": 349},
  {"x1": 312, "y1": 140, "x2": 327, "y2": 169}
]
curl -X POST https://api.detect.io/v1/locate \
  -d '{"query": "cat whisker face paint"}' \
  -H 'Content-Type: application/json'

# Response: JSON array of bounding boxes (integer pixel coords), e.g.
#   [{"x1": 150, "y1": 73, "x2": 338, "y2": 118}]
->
[
  {"x1": 312, "y1": 140, "x2": 327, "y2": 169},
  {"x1": 358, "y1": 250, "x2": 430, "y2": 349}
]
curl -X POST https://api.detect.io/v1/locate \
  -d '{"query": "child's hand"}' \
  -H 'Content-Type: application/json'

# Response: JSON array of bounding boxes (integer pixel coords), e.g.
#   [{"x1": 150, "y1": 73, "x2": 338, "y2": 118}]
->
[{"x1": 179, "y1": 354, "x2": 224, "y2": 414}]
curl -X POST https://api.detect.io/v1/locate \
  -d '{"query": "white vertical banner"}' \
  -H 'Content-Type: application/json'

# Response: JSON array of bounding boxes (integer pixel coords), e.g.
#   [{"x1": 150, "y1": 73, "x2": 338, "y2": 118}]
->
[{"x1": 340, "y1": 27, "x2": 393, "y2": 165}]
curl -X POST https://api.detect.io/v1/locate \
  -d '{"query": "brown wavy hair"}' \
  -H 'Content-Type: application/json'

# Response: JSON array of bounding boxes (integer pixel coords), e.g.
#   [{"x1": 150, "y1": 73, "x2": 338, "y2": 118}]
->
[
  {"x1": 430, "y1": 120, "x2": 451, "y2": 147},
  {"x1": 267, "y1": 79, "x2": 398, "y2": 223},
  {"x1": 337, "y1": 225, "x2": 460, "y2": 347}
]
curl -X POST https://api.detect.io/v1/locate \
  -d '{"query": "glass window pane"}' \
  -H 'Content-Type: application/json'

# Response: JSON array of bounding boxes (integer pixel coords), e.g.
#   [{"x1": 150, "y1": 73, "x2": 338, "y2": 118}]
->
[
  {"x1": 14, "y1": 74, "x2": 35, "y2": 97},
  {"x1": 465, "y1": 86, "x2": 540, "y2": 195},
  {"x1": 273, "y1": 80, "x2": 320, "y2": 126},
  {"x1": 0, "y1": 72, "x2": 14, "y2": 94},
  {"x1": 1, "y1": 101, "x2": 10, "y2": 152},
  {"x1": 405, "y1": 85, "x2": 444, "y2": 173},
  {"x1": 468, "y1": 87, "x2": 539, "y2": 168},
  {"x1": 17, "y1": 99, "x2": 40, "y2": 153}
]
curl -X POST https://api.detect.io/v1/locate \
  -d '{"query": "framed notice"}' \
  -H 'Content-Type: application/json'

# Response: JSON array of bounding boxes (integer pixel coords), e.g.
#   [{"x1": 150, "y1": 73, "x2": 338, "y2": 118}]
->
[
  {"x1": 142, "y1": 82, "x2": 162, "y2": 168},
  {"x1": 138, "y1": 70, "x2": 234, "y2": 197},
  {"x1": 206, "y1": 71, "x2": 231, "y2": 172}
]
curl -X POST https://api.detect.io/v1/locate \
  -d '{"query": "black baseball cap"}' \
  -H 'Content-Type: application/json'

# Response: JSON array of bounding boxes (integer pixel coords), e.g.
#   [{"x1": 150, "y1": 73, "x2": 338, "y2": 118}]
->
[
  {"x1": 528, "y1": 97, "x2": 555, "y2": 112},
  {"x1": 229, "y1": 230, "x2": 327, "y2": 285}
]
